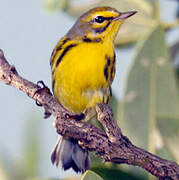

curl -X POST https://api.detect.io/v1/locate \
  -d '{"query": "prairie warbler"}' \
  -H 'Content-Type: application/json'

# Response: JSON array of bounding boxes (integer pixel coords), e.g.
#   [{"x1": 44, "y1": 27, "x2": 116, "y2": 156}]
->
[{"x1": 50, "y1": 6, "x2": 136, "y2": 173}]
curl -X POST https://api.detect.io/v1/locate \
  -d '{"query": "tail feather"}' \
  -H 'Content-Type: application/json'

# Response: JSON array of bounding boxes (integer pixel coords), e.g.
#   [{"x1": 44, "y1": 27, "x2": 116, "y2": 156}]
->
[
  {"x1": 51, "y1": 137, "x2": 90, "y2": 173},
  {"x1": 60, "y1": 139, "x2": 75, "y2": 170},
  {"x1": 51, "y1": 136, "x2": 62, "y2": 166},
  {"x1": 72, "y1": 143, "x2": 90, "y2": 172}
]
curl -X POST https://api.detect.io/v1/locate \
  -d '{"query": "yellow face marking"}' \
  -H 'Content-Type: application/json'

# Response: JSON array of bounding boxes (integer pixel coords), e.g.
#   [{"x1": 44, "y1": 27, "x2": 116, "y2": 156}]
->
[{"x1": 85, "y1": 10, "x2": 119, "y2": 22}]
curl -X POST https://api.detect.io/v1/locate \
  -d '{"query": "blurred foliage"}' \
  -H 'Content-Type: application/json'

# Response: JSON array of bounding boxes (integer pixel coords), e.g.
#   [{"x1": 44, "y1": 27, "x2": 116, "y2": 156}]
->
[
  {"x1": 44, "y1": 0, "x2": 179, "y2": 45},
  {"x1": 91, "y1": 165, "x2": 147, "y2": 180},
  {"x1": 0, "y1": 114, "x2": 41, "y2": 180},
  {"x1": 21, "y1": 114, "x2": 41, "y2": 178},
  {"x1": 119, "y1": 25, "x2": 179, "y2": 178},
  {"x1": 44, "y1": 0, "x2": 68, "y2": 11},
  {"x1": 26, "y1": 178, "x2": 59, "y2": 180},
  {"x1": 1, "y1": 0, "x2": 179, "y2": 180},
  {"x1": 81, "y1": 170, "x2": 103, "y2": 180},
  {"x1": 170, "y1": 40, "x2": 179, "y2": 86},
  {"x1": 0, "y1": 160, "x2": 11, "y2": 180},
  {"x1": 173, "y1": 0, "x2": 179, "y2": 18}
]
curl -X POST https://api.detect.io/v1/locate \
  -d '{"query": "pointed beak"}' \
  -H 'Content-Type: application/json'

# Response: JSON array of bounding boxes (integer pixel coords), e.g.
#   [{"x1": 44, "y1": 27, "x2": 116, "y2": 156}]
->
[{"x1": 114, "y1": 11, "x2": 137, "y2": 21}]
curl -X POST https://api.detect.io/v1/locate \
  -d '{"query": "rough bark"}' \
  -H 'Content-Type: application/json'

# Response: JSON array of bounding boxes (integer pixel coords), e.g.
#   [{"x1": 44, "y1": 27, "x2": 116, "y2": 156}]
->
[{"x1": 0, "y1": 49, "x2": 179, "y2": 180}]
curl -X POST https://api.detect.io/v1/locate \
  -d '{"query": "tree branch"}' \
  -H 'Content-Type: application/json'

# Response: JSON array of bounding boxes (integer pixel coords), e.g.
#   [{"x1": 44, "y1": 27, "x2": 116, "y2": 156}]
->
[{"x1": 0, "y1": 49, "x2": 179, "y2": 180}]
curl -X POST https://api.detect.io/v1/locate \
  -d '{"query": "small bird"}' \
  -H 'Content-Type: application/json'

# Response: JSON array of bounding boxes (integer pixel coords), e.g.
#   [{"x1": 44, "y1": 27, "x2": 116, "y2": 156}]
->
[{"x1": 50, "y1": 6, "x2": 136, "y2": 173}]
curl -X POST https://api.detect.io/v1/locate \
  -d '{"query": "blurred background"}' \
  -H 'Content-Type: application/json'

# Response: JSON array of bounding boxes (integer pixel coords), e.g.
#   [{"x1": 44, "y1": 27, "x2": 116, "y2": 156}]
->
[{"x1": 0, "y1": 0, "x2": 179, "y2": 180}]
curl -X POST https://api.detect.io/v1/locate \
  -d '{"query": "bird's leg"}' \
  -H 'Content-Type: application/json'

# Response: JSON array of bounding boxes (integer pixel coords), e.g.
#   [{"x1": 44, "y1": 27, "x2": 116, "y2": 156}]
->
[{"x1": 35, "y1": 80, "x2": 52, "y2": 106}]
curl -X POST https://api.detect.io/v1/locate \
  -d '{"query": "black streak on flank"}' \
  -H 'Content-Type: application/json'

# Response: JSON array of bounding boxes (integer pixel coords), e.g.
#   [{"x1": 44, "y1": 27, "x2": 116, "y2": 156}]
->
[
  {"x1": 110, "y1": 53, "x2": 116, "y2": 81},
  {"x1": 94, "y1": 22, "x2": 111, "y2": 33},
  {"x1": 56, "y1": 44, "x2": 77, "y2": 67},
  {"x1": 52, "y1": 79, "x2": 55, "y2": 91},
  {"x1": 83, "y1": 36, "x2": 102, "y2": 43},
  {"x1": 110, "y1": 66, "x2": 114, "y2": 80},
  {"x1": 109, "y1": 86, "x2": 112, "y2": 96},
  {"x1": 52, "y1": 69, "x2": 55, "y2": 76},
  {"x1": 50, "y1": 38, "x2": 70, "y2": 67},
  {"x1": 106, "y1": 55, "x2": 111, "y2": 66},
  {"x1": 56, "y1": 38, "x2": 70, "y2": 51},
  {"x1": 104, "y1": 65, "x2": 108, "y2": 81},
  {"x1": 113, "y1": 53, "x2": 116, "y2": 63},
  {"x1": 104, "y1": 55, "x2": 111, "y2": 81}
]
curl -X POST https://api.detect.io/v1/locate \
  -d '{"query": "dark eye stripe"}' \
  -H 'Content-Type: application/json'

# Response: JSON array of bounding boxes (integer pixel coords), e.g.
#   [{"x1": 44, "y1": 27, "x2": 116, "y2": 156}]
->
[
  {"x1": 56, "y1": 44, "x2": 77, "y2": 67},
  {"x1": 93, "y1": 21, "x2": 110, "y2": 33},
  {"x1": 83, "y1": 36, "x2": 102, "y2": 43},
  {"x1": 94, "y1": 16, "x2": 114, "y2": 22},
  {"x1": 103, "y1": 17, "x2": 114, "y2": 21},
  {"x1": 89, "y1": 16, "x2": 114, "y2": 24}
]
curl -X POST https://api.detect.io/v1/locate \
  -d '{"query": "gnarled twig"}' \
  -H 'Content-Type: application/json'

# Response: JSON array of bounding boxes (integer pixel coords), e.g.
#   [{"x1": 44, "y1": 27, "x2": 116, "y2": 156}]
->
[{"x1": 0, "y1": 49, "x2": 179, "y2": 180}]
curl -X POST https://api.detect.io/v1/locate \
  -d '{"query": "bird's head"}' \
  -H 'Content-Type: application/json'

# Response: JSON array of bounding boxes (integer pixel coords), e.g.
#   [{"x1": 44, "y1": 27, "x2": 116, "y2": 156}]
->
[{"x1": 67, "y1": 6, "x2": 137, "y2": 42}]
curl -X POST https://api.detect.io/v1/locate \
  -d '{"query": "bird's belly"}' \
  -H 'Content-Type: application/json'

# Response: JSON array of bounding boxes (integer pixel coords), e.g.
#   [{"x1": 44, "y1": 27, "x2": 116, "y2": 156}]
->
[{"x1": 53, "y1": 43, "x2": 110, "y2": 113}]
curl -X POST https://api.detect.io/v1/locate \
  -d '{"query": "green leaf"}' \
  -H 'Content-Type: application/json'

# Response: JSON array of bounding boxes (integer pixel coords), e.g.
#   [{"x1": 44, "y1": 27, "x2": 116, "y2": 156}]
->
[
  {"x1": 109, "y1": 95, "x2": 119, "y2": 121},
  {"x1": 157, "y1": 117, "x2": 179, "y2": 162},
  {"x1": 120, "y1": 25, "x2": 179, "y2": 176},
  {"x1": 89, "y1": 152, "x2": 102, "y2": 165},
  {"x1": 91, "y1": 166, "x2": 147, "y2": 180},
  {"x1": 170, "y1": 40, "x2": 179, "y2": 87},
  {"x1": 81, "y1": 170, "x2": 103, "y2": 180}
]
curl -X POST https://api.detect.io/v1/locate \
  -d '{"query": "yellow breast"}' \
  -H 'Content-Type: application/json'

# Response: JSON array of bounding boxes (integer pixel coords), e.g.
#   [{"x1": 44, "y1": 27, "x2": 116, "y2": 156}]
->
[{"x1": 52, "y1": 38, "x2": 115, "y2": 113}]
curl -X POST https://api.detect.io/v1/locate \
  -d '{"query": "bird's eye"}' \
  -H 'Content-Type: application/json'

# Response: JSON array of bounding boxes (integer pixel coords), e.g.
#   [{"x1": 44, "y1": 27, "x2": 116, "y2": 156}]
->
[{"x1": 94, "y1": 16, "x2": 105, "y2": 23}]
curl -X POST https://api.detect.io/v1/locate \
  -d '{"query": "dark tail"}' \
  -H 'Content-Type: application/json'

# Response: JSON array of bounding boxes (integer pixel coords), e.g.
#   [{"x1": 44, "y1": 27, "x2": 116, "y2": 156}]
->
[{"x1": 51, "y1": 137, "x2": 90, "y2": 173}]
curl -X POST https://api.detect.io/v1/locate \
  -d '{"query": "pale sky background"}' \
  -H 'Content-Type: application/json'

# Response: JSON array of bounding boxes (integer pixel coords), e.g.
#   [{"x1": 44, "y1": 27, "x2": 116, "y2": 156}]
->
[{"x1": 0, "y1": 0, "x2": 179, "y2": 179}]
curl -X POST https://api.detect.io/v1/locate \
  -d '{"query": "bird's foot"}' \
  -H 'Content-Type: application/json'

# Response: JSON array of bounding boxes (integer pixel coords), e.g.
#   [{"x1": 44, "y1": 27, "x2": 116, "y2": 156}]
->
[
  {"x1": 65, "y1": 113, "x2": 85, "y2": 121},
  {"x1": 34, "y1": 80, "x2": 52, "y2": 118}
]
